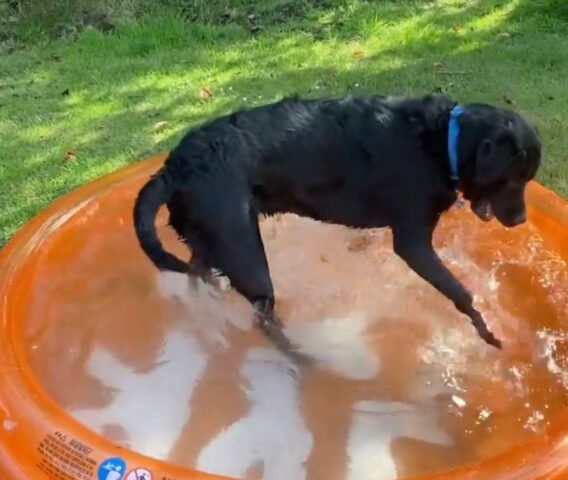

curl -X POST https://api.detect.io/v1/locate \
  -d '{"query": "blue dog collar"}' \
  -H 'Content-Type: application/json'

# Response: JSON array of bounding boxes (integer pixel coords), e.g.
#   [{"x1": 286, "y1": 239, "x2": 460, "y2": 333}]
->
[{"x1": 448, "y1": 104, "x2": 465, "y2": 181}]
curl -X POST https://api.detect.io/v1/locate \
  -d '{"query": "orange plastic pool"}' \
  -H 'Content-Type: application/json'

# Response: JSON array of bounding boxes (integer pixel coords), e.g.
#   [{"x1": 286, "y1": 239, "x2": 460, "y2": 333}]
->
[{"x1": 1, "y1": 153, "x2": 568, "y2": 480}]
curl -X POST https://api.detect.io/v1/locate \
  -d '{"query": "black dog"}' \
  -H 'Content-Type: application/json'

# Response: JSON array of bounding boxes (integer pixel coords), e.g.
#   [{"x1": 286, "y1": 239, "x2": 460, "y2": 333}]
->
[{"x1": 133, "y1": 93, "x2": 541, "y2": 360}]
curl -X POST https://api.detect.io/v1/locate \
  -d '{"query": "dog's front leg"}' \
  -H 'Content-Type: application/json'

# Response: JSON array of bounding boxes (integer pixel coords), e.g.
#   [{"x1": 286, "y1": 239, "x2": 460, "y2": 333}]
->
[{"x1": 392, "y1": 224, "x2": 502, "y2": 349}]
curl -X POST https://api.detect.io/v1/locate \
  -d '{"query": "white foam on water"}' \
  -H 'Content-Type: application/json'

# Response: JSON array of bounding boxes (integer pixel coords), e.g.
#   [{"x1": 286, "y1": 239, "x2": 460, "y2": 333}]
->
[
  {"x1": 524, "y1": 410, "x2": 545, "y2": 432},
  {"x1": 536, "y1": 328, "x2": 568, "y2": 389},
  {"x1": 452, "y1": 395, "x2": 467, "y2": 408}
]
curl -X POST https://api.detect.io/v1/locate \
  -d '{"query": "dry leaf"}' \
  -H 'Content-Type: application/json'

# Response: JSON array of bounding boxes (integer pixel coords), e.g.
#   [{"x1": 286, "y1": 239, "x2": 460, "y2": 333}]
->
[
  {"x1": 433, "y1": 62, "x2": 444, "y2": 69},
  {"x1": 153, "y1": 120, "x2": 169, "y2": 132},
  {"x1": 64, "y1": 150, "x2": 78, "y2": 161},
  {"x1": 498, "y1": 32, "x2": 511, "y2": 39},
  {"x1": 352, "y1": 49, "x2": 364, "y2": 59},
  {"x1": 502, "y1": 95, "x2": 514, "y2": 105},
  {"x1": 199, "y1": 87, "x2": 213, "y2": 99},
  {"x1": 451, "y1": 24, "x2": 463, "y2": 32}
]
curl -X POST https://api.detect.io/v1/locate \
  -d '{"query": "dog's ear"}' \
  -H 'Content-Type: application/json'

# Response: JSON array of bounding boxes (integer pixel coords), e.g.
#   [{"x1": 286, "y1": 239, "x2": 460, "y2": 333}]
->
[{"x1": 475, "y1": 122, "x2": 522, "y2": 186}]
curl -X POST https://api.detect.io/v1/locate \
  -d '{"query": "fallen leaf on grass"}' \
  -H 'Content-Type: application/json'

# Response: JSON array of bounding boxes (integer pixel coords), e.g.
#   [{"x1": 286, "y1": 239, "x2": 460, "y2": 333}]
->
[
  {"x1": 451, "y1": 24, "x2": 463, "y2": 32},
  {"x1": 433, "y1": 62, "x2": 443, "y2": 69},
  {"x1": 199, "y1": 87, "x2": 213, "y2": 99},
  {"x1": 63, "y1": 150, "x2": 78, "y2": 161},
  {"x1": 352, "y1": 49, "x2": 364, "y2": 59},
  {"x1": 153, "y1": 120, "x2": 169, "y2": 132},
  {"x1": 498, "y1": 32, "x2": 511, "y2": 39}
]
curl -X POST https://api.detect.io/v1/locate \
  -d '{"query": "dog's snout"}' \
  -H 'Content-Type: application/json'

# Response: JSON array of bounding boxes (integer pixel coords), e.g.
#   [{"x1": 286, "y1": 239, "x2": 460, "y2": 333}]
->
[{"x1": 508, "y1": 211, "x2": 526, "y2": 227}]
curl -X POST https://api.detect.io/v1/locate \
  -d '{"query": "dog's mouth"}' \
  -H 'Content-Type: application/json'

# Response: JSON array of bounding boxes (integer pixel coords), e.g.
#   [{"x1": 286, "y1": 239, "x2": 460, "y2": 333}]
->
[{"x1": 471, "y1": 198, "x2": 494, "y2": 222}]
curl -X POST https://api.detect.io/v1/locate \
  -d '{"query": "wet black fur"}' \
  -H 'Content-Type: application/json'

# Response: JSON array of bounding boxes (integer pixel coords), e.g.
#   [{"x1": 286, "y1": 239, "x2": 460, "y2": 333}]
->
[{"x1": 133, "y1": 93, "x2": 542, "y2": 360}]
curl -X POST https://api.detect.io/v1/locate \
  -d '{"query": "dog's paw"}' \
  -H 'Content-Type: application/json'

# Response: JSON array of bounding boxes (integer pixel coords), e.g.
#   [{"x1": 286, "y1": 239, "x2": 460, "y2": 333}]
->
[
  {"x1": 483, "y1": 331, "x2": 503, "y2": 350},
  {"x1": 469, "y1": 311, "x2": 503, "y2": 350},
  {"x1": 255, "y1": 313, "x2": 283, "y2": 331}
]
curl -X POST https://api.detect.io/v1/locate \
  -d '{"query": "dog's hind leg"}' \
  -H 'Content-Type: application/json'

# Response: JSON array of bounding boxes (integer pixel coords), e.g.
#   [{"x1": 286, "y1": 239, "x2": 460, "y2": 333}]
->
[
  {"x1": 201, "y1": 193, "x2": 314, "y2": 366},
  {"x1": 166, "y1": 190, "x2": 223, "y2": 290}
]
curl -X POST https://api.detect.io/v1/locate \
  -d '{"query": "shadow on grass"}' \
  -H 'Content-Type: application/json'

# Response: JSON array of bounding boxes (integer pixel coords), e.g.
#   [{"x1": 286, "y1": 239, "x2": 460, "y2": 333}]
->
[{"x1": 0, "y1": 0, "x2": 566, "y2": 245}]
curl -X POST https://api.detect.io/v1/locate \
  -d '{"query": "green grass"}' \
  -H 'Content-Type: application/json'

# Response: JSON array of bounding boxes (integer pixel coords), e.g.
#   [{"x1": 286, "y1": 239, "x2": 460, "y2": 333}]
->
[{"x1": 0, "y1": 0, "x2": 567, "y2": 246}]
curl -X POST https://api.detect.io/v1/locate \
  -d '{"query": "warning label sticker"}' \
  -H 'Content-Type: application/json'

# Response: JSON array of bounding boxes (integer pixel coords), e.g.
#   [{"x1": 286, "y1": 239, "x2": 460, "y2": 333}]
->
[
  {"x1": 126, "y1": 467, "x2": 152, "y2": 480},
  {"x1": 37, "y1": 431, "x2": 97, "y2": 480}
]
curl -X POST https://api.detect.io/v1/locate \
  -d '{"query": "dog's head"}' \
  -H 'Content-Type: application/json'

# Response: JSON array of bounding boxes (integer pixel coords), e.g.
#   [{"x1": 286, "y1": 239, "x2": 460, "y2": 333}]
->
[{"x1": 459, "y1": 105, "x2": 542, "y2": 228}]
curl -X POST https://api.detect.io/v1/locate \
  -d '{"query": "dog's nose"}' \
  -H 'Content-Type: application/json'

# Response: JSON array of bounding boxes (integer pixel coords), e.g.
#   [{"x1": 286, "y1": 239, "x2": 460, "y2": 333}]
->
[{"x1": 509, "y1": 211, "x2": 526, "y2": 226}]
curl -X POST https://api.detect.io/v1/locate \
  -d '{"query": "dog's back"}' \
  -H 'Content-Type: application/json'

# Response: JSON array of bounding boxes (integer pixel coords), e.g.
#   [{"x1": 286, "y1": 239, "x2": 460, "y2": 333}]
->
[{"x1": 160, "y1": 94, "x2": 450, "y2": 228}]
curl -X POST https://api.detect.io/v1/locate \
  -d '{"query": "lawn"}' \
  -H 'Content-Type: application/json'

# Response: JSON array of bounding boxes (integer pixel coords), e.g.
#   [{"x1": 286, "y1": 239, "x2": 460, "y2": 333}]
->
[{"x1": 0, "y1": 0, "x2": 567, "y2": 246}]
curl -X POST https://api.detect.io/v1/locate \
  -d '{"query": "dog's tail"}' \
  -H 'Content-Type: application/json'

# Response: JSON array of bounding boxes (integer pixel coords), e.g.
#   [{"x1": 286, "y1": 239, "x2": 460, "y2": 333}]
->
[{"x1": 133, "y1": 165, "x2": 187, "y2": 273}]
